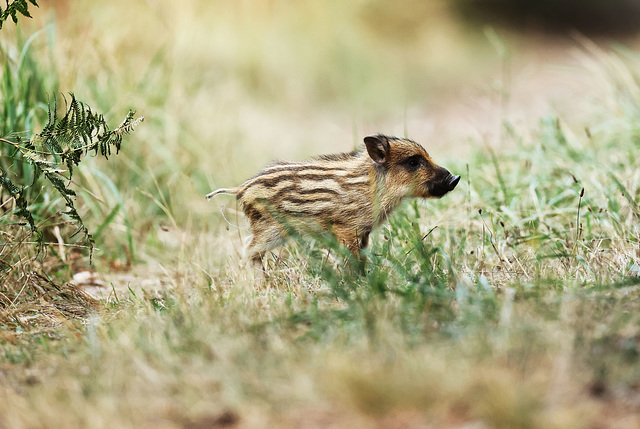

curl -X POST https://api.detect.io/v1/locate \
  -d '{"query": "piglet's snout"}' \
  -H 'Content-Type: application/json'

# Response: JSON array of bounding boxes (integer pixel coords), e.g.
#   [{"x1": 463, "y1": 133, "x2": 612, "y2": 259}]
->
[
  {"x1": 428, "y1": 172, "x2": 461, "y2": 198},
  {"x1": 448, "y1": 174, "x2": 461, "y2": 190}
]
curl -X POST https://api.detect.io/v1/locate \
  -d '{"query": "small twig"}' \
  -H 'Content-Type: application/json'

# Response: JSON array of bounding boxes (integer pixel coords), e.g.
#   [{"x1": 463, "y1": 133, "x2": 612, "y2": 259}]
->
[
  {"x1": 5, "y1": 241, "x2": 97, "y2": 249},
  {"x1": 405, "y1": 225, "x2": 438, "y2": 256},
  {"x1": 218, "y1": 205, "x2": 249, "y2": 233},
  {"x1": 479, "y1": 209, "x2": 502, "y2": 261},
  {"x1": 0, "y1": 138, "x2": 20, "y2": 147},
  {"x1": 52, "y1": 226, "x2": 66, "y2": 263},
  {"x1": 0, "y1": 137, "x2": 56, "y2": 156},
  {"x1": 572, "y1": 187, "x2": 585, "y2": 256}
]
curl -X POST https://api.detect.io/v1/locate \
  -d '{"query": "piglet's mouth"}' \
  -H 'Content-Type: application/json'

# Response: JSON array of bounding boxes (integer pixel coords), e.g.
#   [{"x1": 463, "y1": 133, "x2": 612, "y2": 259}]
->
[{"x1": 428, "y1": 174, "x2": 461, "y2": 198}]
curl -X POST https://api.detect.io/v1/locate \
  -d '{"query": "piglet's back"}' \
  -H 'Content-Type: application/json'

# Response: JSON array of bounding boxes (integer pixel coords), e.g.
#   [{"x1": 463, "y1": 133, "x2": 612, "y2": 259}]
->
[{"x1": 236, "y1": 151, "x2": 374, "y2": 224}]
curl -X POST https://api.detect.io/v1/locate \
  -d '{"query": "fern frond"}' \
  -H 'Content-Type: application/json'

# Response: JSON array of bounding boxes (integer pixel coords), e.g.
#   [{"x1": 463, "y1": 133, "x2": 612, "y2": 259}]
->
[
  {"x1": 0, "y1": 93, "x2": 141, "y2": 245},
  {"x1": 0, "y1": 167, "x2": 36, "y2": 233},
  {"x1": 0, "y1": 0, "x2": 38, "y2": 29},
  {"x1": 114, "y1": 111, "x2": 145, "y2": 137}
]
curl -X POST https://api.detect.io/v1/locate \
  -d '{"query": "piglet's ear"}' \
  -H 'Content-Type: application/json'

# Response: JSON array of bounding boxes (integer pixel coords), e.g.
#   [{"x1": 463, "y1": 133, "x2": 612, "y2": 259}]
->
[{"x1": 364, "y1": 135, "x2": 389, "y2": 165}]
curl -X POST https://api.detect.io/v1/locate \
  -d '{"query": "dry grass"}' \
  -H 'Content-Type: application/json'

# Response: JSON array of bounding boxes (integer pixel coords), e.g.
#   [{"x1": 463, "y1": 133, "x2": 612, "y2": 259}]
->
[{"x1": 0, "y1": 1, "x2": 640, "y2": 428}]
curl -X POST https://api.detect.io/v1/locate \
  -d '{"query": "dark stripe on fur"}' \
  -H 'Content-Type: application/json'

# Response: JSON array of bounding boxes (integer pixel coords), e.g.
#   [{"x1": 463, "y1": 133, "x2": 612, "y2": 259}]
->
[
  {"x1": 277, "y1": 205, "x2": 362, "y2": 218},
  {"x1": 237, "y1": 172, "x2": 369, "y2": 199},
  {"x1": 246, "y1": 164, "x2": 368, "y2": 181},
  {"x1": 270, "y1": 185, "x2": 339, "y2": 199},
  {"x1": 279, "y1": 196, "x2": 334, "y2": 205},
  {"x1": 243, "y1": 203, "x2": 263, "y2": 223}
]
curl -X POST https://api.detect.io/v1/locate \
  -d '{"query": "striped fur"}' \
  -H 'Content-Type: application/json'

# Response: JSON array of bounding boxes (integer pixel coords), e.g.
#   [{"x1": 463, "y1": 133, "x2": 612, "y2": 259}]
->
[{"x1": 207, "y1": 135, "x2": 460, "y2": 265}]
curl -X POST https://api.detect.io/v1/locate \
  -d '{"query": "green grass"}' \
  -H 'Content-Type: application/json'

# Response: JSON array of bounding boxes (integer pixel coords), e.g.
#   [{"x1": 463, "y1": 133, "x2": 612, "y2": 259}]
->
[{"x1": 1, "y1": 1, "x2": 640, "y2": 428}]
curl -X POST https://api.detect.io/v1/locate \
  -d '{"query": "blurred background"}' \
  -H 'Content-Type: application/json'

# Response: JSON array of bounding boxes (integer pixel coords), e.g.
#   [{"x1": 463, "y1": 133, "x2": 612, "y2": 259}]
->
[
  {"x1": 2, "y1": 0, "x2": 640, "y2": 264},
  {"x1": 3, "y1": 4, "x2": 640, "y2": 427}
]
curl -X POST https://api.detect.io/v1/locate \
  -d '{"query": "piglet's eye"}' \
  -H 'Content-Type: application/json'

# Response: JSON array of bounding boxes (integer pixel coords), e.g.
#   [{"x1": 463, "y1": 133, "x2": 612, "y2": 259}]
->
[{"x1": 404, "y1": 156, "x2": 422, "y2": 169}]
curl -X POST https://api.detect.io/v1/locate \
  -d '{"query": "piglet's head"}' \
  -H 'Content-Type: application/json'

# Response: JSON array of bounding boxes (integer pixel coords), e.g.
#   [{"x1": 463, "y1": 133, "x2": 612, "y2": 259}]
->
[{"x1": 364, "y1": 135, "x2": 460, "y2": 199}]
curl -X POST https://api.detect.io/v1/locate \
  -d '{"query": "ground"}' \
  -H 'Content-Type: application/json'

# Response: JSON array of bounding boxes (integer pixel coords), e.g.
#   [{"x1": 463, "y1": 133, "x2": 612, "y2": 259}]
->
[{"x1": 1, "y1": 1, "x2": 640, "y2": 428}]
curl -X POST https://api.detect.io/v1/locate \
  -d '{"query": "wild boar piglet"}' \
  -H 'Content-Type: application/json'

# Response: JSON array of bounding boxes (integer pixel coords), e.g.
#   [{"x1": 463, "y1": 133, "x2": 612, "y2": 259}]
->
[{"x1": 207, "y1": 134, "x2": 460, "y2": 265}]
